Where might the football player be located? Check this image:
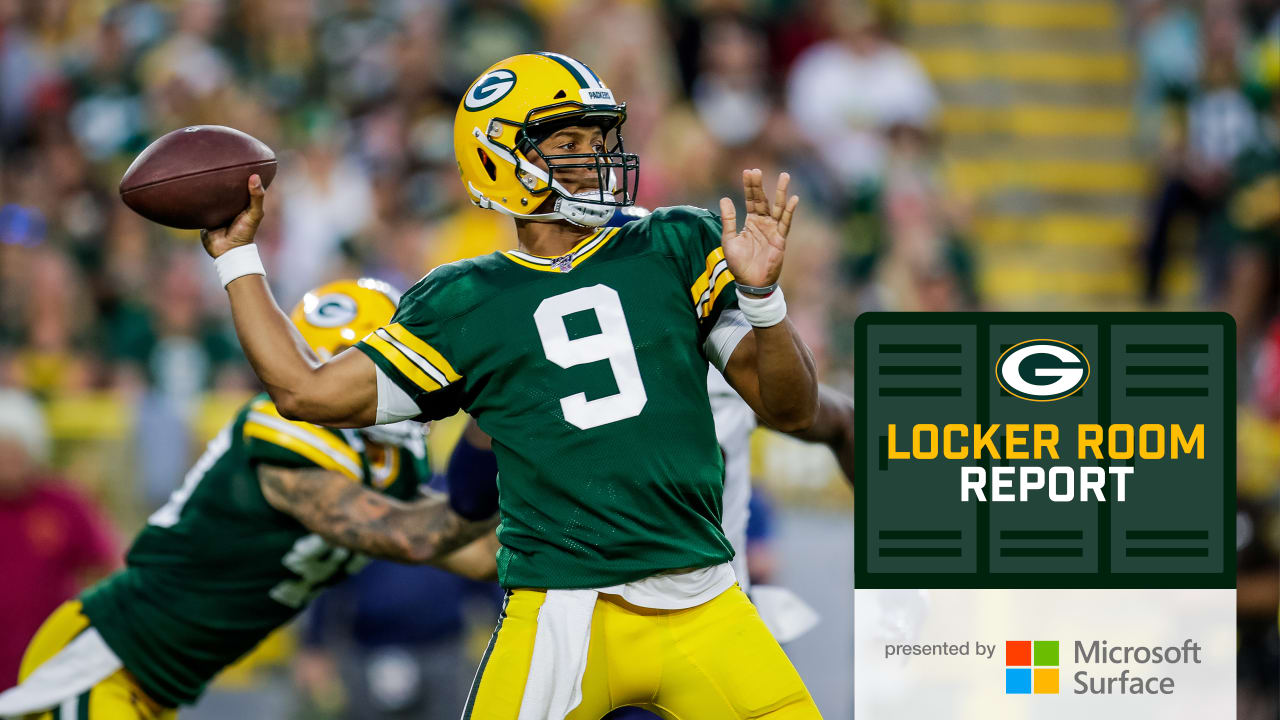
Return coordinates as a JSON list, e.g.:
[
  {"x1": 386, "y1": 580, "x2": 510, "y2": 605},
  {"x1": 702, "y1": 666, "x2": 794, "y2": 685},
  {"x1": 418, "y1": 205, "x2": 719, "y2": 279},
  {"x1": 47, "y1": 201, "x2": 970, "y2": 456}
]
[
  {"x1": 0, "y1": 279, "x2": 497, "y2": 720},
  {"x1": 198, "y1": 53, "x2": 823, "y2": 718}
]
